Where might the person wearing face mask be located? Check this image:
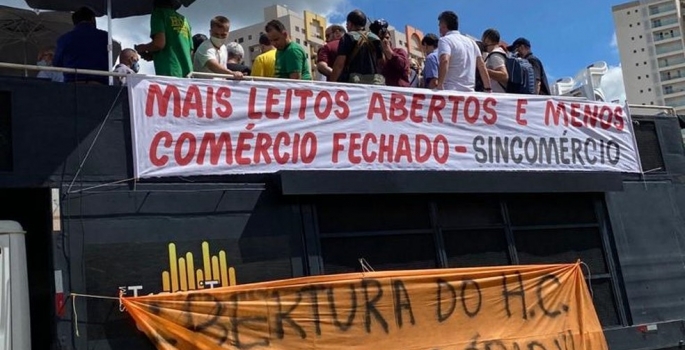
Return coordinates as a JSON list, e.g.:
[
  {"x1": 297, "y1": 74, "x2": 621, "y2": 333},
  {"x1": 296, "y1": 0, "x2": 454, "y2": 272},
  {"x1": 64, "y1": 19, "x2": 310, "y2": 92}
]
[
  {"x1": 112, "y1": 48, "x2": 140, "y2": 86},
  {"x1": 36, "y1": 48, "x2": 64, "y2": 82},
  {"x1": 192, "y1": 16, "x2": 244, "y2": 79}
]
